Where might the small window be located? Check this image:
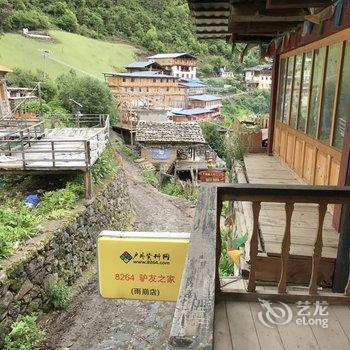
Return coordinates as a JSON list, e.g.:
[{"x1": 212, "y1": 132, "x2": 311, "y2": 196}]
[
  {"x1": 283, "y1": 56, "x2": 295, "y2": 124},
  {"x1": 298, "y1": 51, "x2": 313, "y2": 132},
  {"x1": 290, "y1": 54, "x2": 303, "y2": 129},
  {"x1": 334, "y1": 41, "x2": 350, "y2": 149},
  {"x1": 153, "y1": 78, "x2": 156, "y2": 83},
  {"x1": 319, "y1": 43, "x2": 342, "y2": 144},
  {"x1": 307, "y1": 47, "x2": 326, "y2": 138},
  {"x1": 277, "y1": 58, "x2": 287, "y2": 121},
  {"x1": 131, "y1": 78, "x2": 135, "y2": 82},
  {"x1": 122, "y1": 78, "x2": 126, "y2": 82}
]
